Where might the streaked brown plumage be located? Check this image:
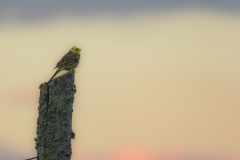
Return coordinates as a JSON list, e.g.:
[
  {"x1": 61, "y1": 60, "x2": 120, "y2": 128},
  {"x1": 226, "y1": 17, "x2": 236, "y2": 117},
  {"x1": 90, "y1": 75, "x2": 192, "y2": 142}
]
[{"x1": 48, "y1": 46, "x2": 81, "y2": 83}]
